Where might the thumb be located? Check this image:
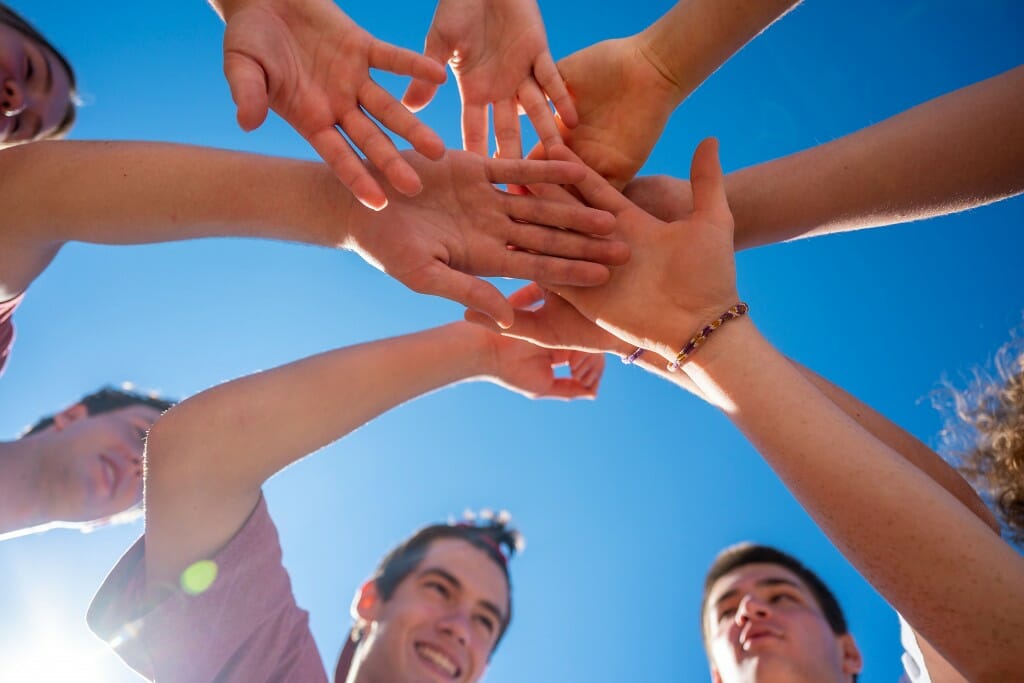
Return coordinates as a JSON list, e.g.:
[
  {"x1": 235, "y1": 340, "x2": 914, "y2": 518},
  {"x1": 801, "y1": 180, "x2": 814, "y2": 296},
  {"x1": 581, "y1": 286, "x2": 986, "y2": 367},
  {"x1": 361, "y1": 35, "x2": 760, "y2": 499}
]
[
  {"x1": 689, "y1": 138, "x2": 730, "y2": 224},
  {"x1": 224, "y1": 52, "x2": 270, "y2": 131}
]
